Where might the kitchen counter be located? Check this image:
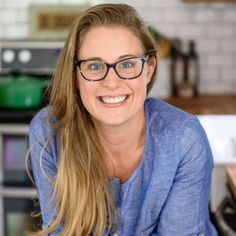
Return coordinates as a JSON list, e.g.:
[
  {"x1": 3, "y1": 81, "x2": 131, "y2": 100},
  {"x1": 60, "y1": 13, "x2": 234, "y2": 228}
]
[{"x1": 165, "y1": 95, "x2": 236, "y2": 114}]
